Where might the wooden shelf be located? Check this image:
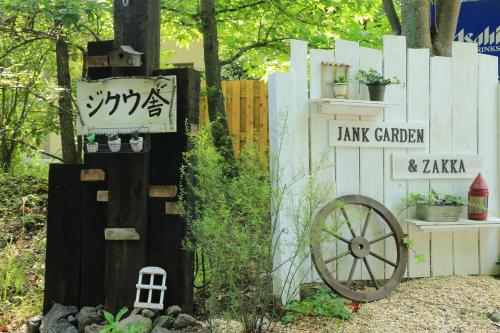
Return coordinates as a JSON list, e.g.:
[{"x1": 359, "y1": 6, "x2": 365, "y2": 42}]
[
  {"x1": 406, "y1": 217, "x2": 500, "y2": 232},
  {"x1": 311, "y1": 98, "x2": 392, "y2": 117}
]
